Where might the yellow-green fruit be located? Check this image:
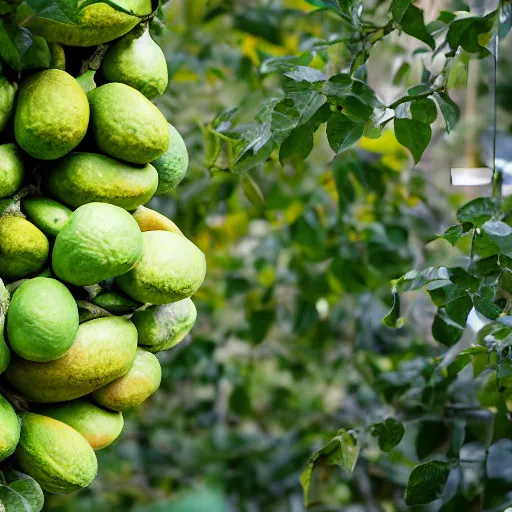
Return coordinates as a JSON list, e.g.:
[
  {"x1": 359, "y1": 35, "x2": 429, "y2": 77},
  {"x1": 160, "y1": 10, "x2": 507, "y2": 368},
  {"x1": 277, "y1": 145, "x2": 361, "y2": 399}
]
[
  {"x1": 0, "y1": 144, "x2": 24, "y2": 199},
  {"x1": 52, "y1": 202, "x2": 143, "y2": 286},
  {"x1": 47, "y1": 153, "x2": 158, "y2": 210},
  {"x1": 133, "y1": 205, "x2": 183, "y2": 235},
  {"x1": 40, "y1": 400, "x2": 123, "y2": 451},
  {"x1": 6, "y1": 316, "x2": 138, "y2": 402},
  {"x1": 0, "y1": 76, "x2": 16, "y2": 132},
  {"x1": 132, "y1": 298, "x2": 197, "y2": 353},
  {"x1": 15, "y1": 413, "x2": 97, "y2": 494},
  {"x1": 152, "y1": 124, "x2": 189, "y2": 194},
  {"x1": 116, "y1": 231, "x2": 206, "y2": 305},
  {"x1": 0, "y1": 216, "x2": 49, "y2": 281},
  {"x1": 0, "y1": 395, "x2": 19, "y2": 462},
  {"x1": 22, "y1": 197, "x2": 72, "y2": 237},
  {"x1": 49, "y1": 43, "x2": 66, "y2": 70},
  {"x1": 14, "y1": 70, "x2": 89, "y2": 160},
  {"x1": 88, "y1": 83, "x2": 169, "y2": 164},
  {"x1": 16, "y1": 0, "x2": 152, "y2": 47},
  {"x1": 7, "y1": 277, "x2": 79, "y2": 362},
  {"x1": 93, "y1": 348, "x2": 161, "y2": 411},
  {"x1": 92, "y1": 291, "x2": 140, "y2": 314},
  {"x1": 102, "y1": 26, "x2": 168, "y2": 99},
  {"x1": 0, "y1": 278, "x2": 10, "y2": 375}
]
